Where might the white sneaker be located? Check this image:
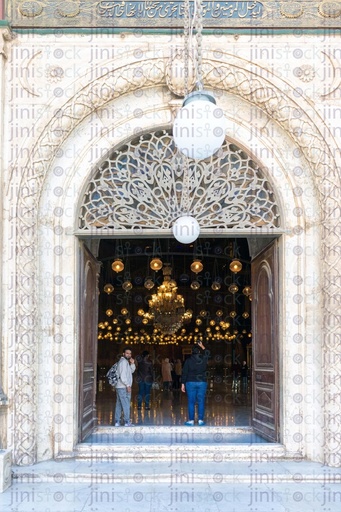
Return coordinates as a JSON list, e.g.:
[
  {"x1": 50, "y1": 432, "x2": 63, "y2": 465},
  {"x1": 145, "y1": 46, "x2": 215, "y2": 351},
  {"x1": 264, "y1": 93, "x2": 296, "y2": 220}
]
[
  {"x1": 114, "y1": 421, "x2": 120, "y2": 427},
  {"x1": 124, "y1": 421, "x2": 134, "y2": 427}
]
